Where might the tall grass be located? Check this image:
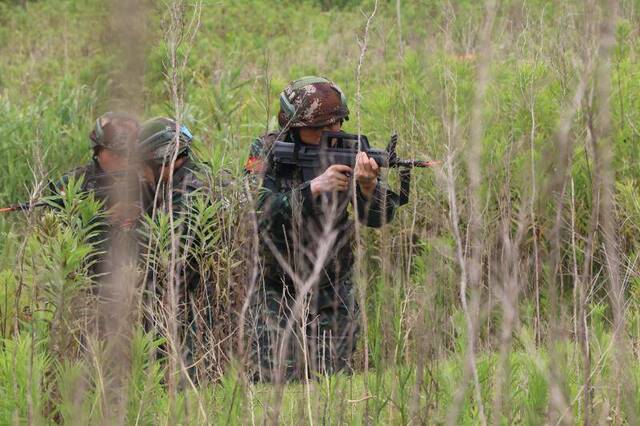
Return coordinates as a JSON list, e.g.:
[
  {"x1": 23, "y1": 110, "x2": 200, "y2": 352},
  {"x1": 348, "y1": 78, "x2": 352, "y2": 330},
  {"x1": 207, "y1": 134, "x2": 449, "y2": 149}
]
[{"x1": 1, "y1": 0, "x2": 640, "y2": 423}]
